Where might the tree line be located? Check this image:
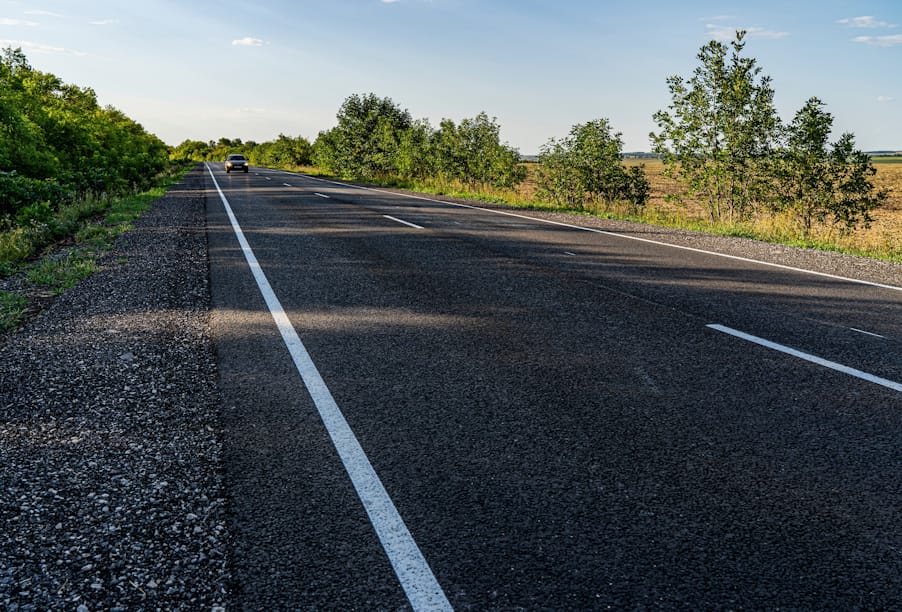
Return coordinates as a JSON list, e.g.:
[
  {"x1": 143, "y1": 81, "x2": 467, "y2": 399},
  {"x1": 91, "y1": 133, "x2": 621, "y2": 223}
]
[{"x1": 0, "y1": 47, "x2": 169, "y2": 221}]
